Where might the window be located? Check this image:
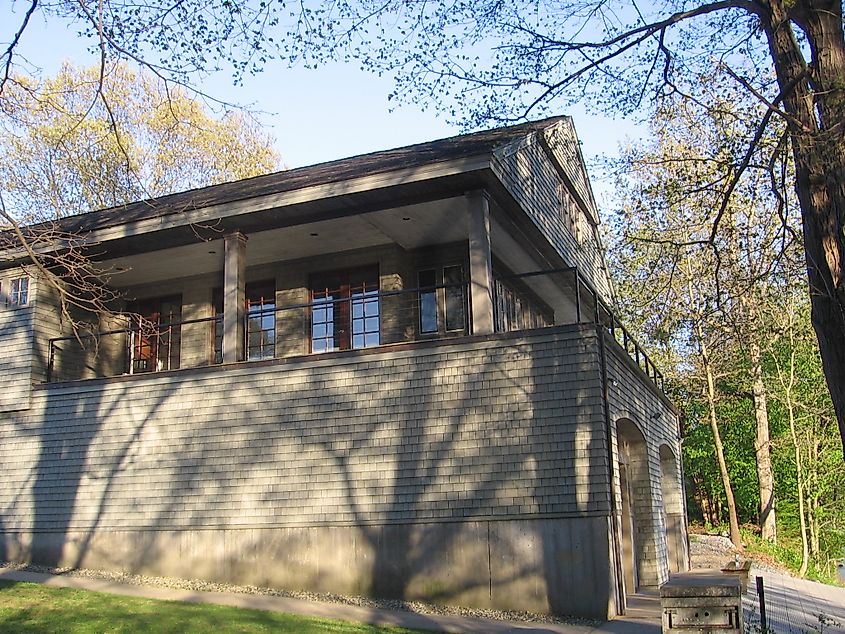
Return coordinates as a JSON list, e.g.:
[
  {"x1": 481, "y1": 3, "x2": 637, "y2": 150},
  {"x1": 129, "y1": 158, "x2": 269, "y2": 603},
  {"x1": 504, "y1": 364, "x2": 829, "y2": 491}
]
[
  {"x1": 418, "y1": 270, "x2": 438, "y2": 333},
  {"x1": 212, "y1": 282, "x2": 276, "y2": 362},
  {"x1": 417, "y1": 266, "x2": 466, "y2": 335},
  {"x1": 443, "y1": 265, "x2": 466, "y2": 332},
  {"x1": 310, "y1": 266, "x2": 379, "y2": 353},
  {"x1": 246, "y1": 282, "x2": 275, "y2": 360},
  {"x1": 127, "y1": 296, "x2": 181, "y2": 373},
  {"x1": 2, "y1": 276, "x2": 29, "y2": 307}
]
